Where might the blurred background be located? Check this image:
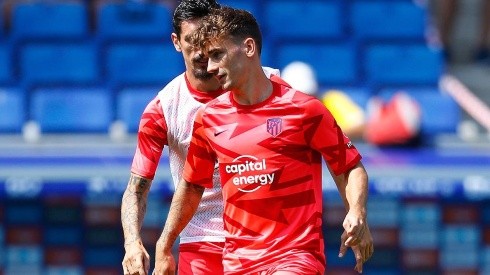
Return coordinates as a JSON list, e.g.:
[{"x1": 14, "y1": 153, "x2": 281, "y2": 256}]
[{"x1": 0, "y1": 0, "x2": 489, "y2": 274}]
